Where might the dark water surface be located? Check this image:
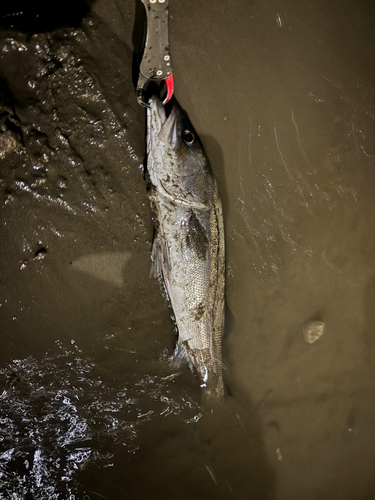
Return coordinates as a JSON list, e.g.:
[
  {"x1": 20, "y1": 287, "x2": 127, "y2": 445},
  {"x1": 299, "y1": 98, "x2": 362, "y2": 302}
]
[{"x1": 1, "y1": 0, "x2": 375, "y2": 498}]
